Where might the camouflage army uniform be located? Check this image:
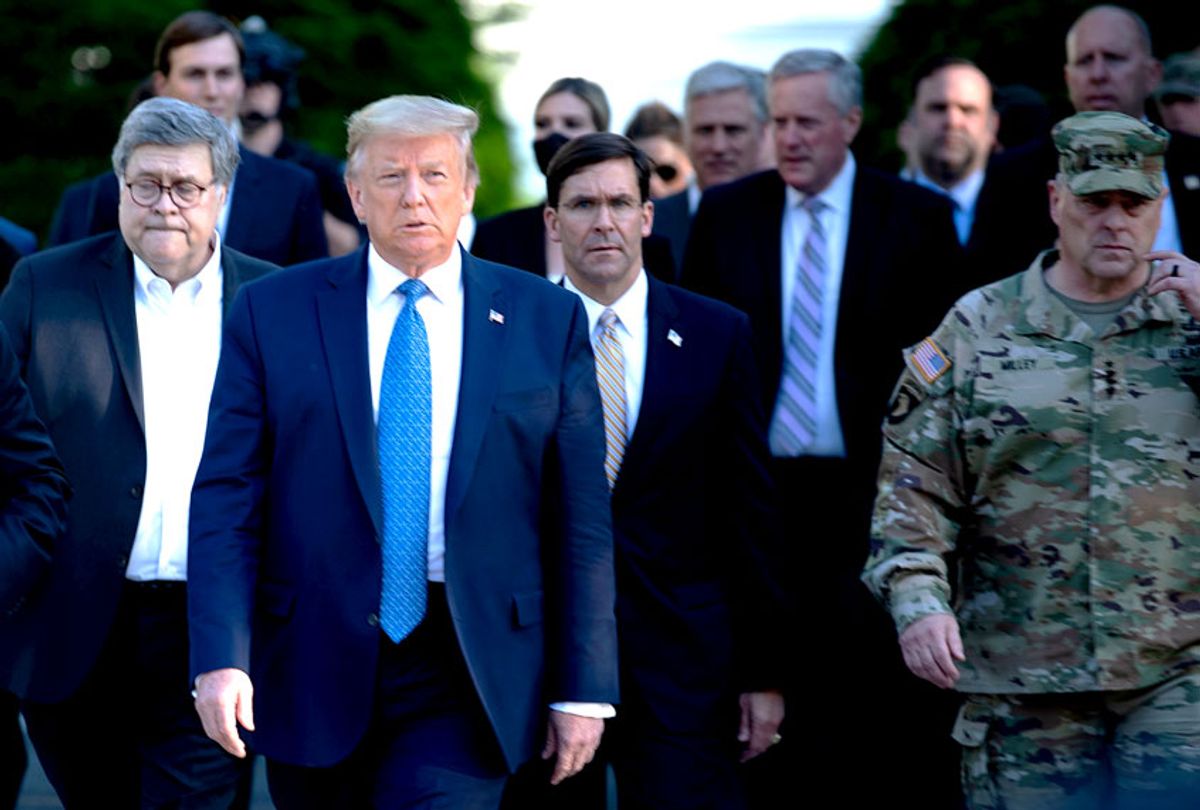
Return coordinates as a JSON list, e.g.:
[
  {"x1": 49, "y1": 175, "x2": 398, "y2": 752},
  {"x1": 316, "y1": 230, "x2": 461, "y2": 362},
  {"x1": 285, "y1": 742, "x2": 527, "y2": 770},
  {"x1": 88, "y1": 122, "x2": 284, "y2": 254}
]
[{"x1": 863, "y1": 252, "x2": 1200, "y2": 809}]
